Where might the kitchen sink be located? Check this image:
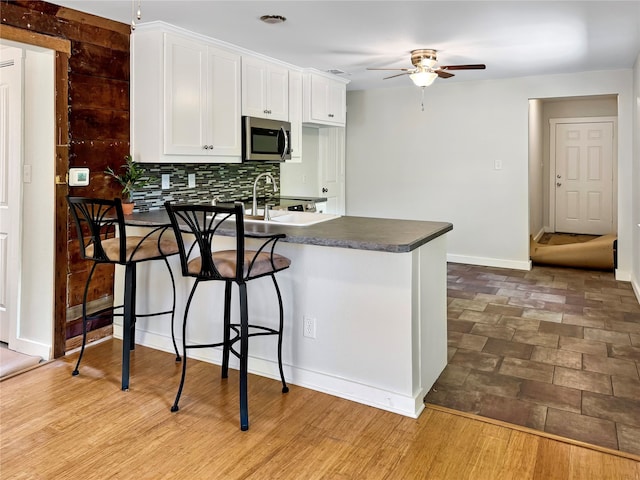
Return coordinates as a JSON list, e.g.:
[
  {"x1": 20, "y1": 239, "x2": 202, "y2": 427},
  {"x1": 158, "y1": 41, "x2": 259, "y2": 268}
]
[{"x1": 244, "y1": 210, "x2": 340, "y2": 226}]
